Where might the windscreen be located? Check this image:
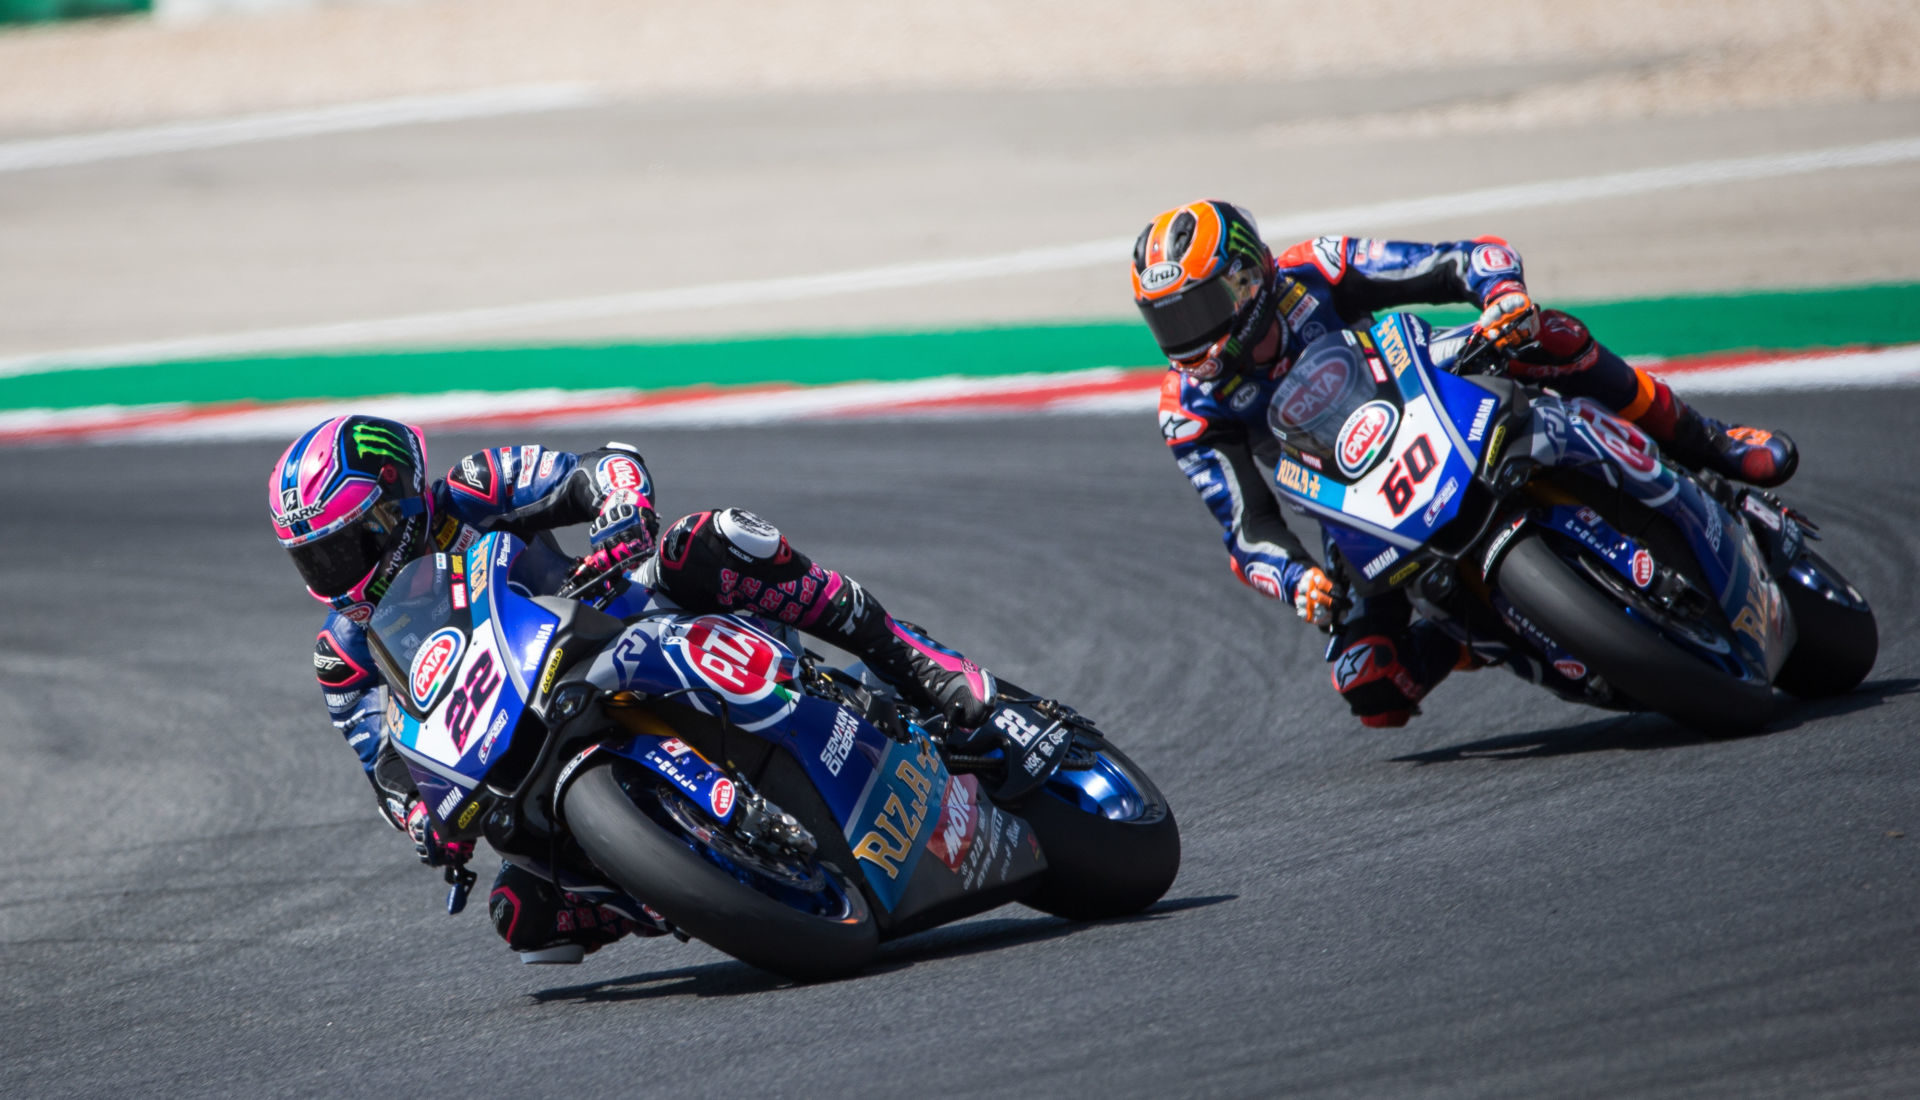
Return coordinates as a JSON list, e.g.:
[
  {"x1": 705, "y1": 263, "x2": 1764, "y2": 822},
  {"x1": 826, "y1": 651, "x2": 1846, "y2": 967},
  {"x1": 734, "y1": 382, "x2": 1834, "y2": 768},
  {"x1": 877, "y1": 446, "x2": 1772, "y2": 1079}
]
[
  {"x1": 367, "y1": 553, "x2": 462, "y2": 718},
  {"x1": 1267, "y1": 332, "x2": 1399, "y2": 476}
]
